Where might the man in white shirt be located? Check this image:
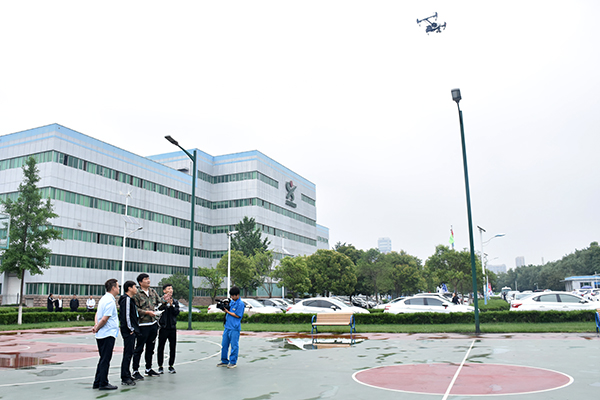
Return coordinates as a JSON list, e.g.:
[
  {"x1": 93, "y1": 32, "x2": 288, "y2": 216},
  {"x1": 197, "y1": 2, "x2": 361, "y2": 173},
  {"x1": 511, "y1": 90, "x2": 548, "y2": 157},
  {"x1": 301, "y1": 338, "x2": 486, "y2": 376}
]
[
  {"x1": 87, "y1": 295, "x2": 96, "y2": 311},
  {"x1": 92, "y1": 279, "x2": 120, "y2": 390}
]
